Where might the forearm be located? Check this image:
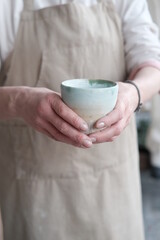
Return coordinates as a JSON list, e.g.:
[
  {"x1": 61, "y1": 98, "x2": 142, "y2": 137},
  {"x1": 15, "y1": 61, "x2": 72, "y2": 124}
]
[{"x1": 132, "y1": 67, "x2": 160, "y2": 104}]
